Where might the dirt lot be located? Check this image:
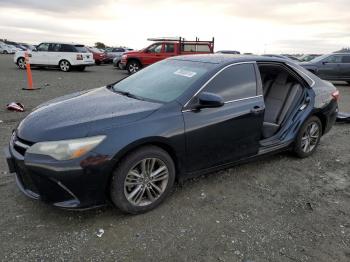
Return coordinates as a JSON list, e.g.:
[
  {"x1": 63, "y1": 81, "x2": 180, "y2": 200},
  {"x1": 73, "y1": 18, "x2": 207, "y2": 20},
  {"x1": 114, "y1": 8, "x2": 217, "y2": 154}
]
[{"x1": 0, "y1": 54, "x2": 349, "y2": 262}]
